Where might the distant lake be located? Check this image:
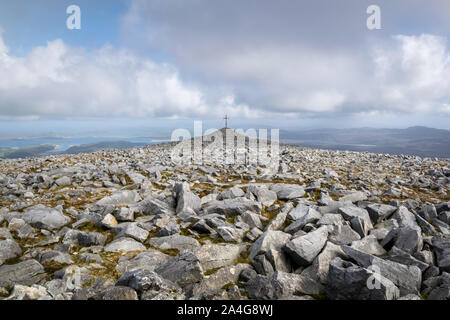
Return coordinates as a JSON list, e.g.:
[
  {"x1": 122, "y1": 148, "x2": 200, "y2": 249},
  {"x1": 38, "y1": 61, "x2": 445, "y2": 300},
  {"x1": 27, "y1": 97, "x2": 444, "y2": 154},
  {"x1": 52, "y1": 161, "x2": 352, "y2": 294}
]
[{"x1": 0, "y1": 137, "x2": 164, "y2": 151}]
